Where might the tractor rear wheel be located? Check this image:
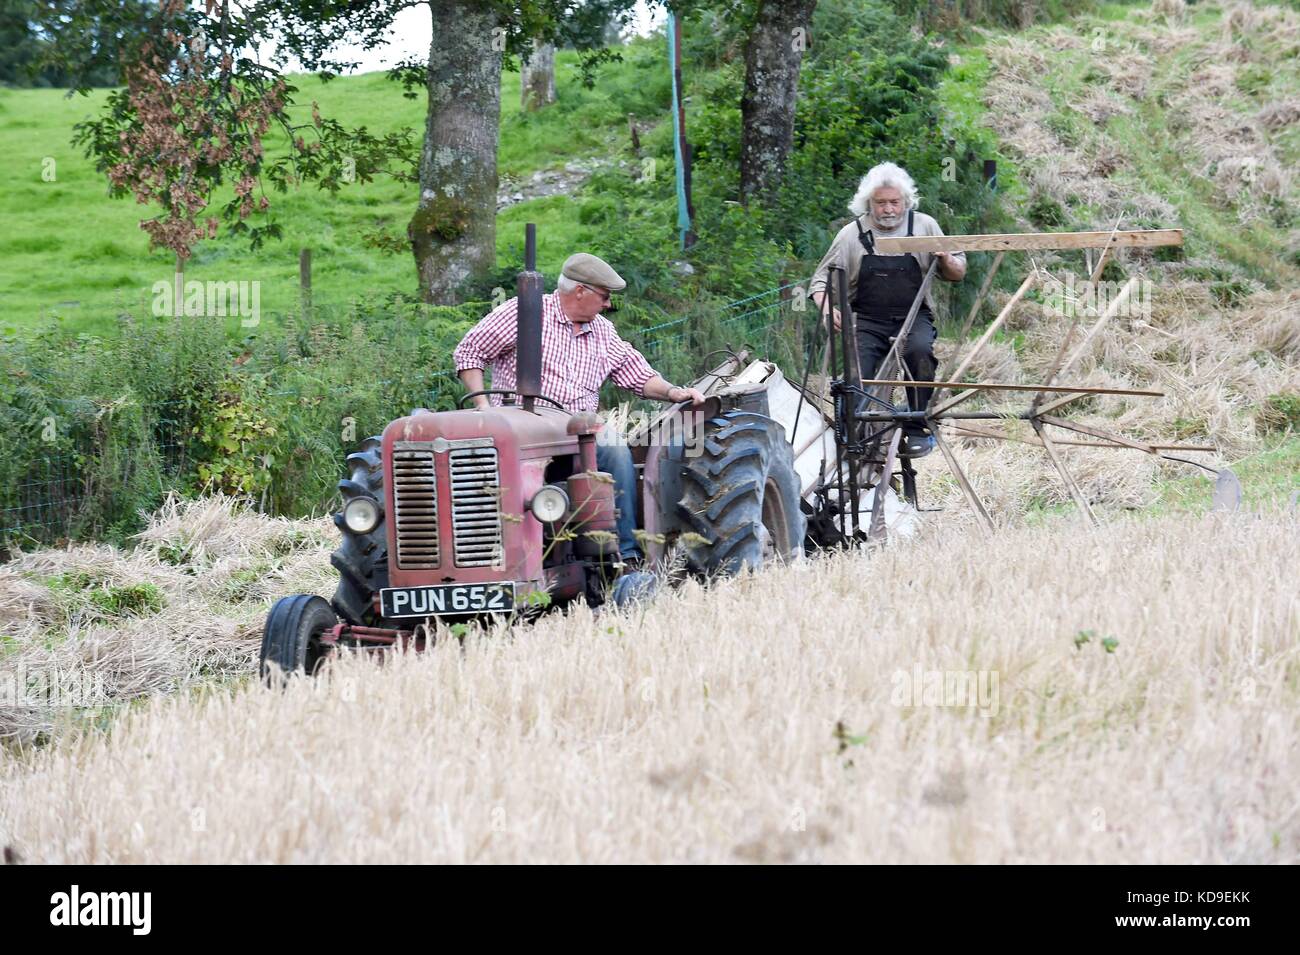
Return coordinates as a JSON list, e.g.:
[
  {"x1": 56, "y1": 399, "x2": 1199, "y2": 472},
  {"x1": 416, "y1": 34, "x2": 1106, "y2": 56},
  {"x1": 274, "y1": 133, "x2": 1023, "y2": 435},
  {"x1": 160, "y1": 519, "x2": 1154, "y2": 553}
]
[
  {"x1": 675, "y1": 410, "x2": 806, "y2": 576},
  {"x1": 260, "y1": 594, "x2": 336, "y2": 682},
  {"x1": 330, "y1": 436, "x2": 389, "y2": 626}
]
